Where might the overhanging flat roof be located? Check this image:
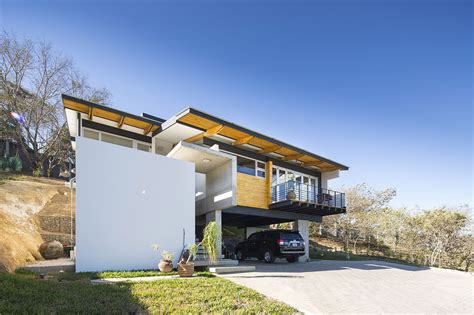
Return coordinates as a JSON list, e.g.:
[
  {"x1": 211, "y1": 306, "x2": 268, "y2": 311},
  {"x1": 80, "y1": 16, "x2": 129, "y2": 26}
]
[
  {"x1": 62, "y1": 94, "x2": 162, "y2": 136},
  {"x1": 62, "y1": 94, "x2": 349, "y2": 171},
  {"x1": 173, "y1": 108, "x2": 349, "y2": 171}
]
